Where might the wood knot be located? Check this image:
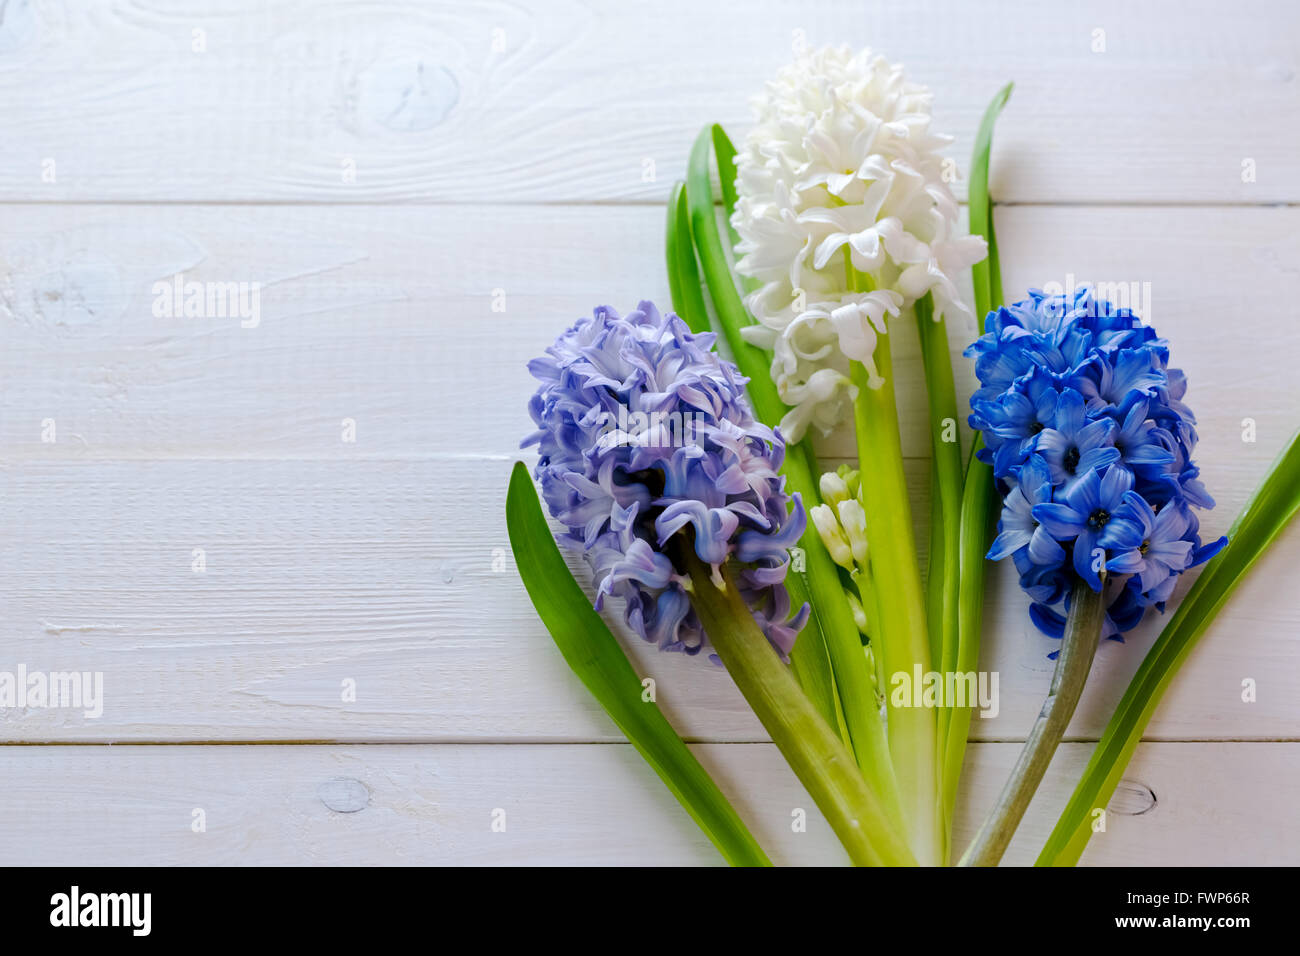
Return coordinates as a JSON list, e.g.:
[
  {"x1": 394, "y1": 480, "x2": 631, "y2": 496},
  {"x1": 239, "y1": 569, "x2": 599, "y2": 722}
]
[{"x1": 317, "y1": 777, "x2": 371, "y2": 813}]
